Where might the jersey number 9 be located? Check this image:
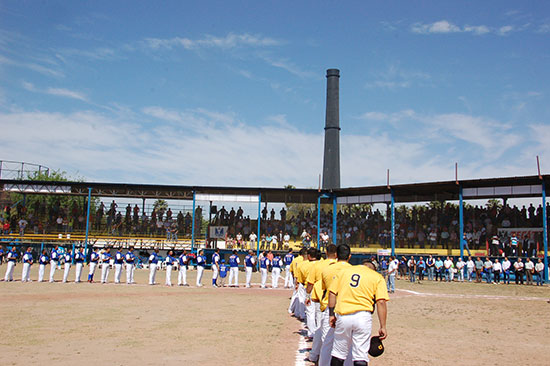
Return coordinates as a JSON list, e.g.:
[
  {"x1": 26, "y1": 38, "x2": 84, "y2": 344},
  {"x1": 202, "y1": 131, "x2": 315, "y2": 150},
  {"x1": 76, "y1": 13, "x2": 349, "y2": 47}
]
[{"x1": 350, "y1": 274, "x2": 361, "y2": 288}]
